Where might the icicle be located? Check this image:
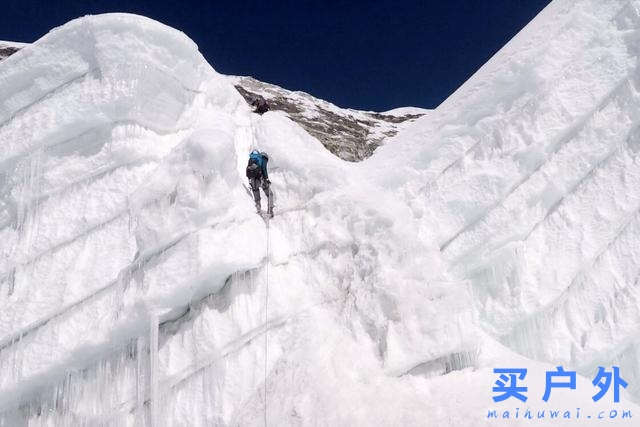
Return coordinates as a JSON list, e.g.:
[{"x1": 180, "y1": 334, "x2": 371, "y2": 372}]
[
  {"x1": 136, "y1": 336, "x2": 146, "y2": 425},
  {"x1": 149, "y1": 313, "x2": 159, "y2": 427},
  {"x1": 202, "y1": 366, "x2": 212, "y2": 425}
]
